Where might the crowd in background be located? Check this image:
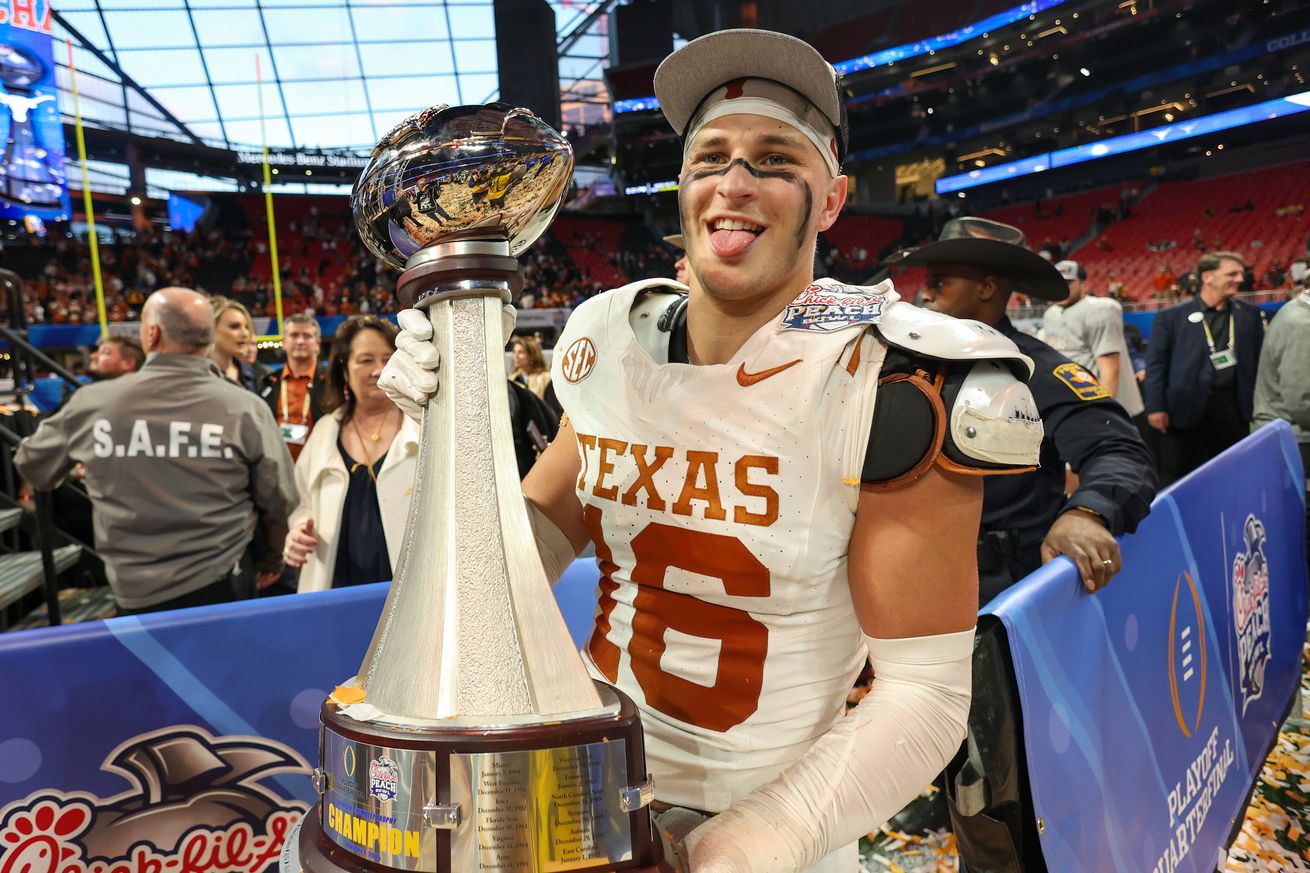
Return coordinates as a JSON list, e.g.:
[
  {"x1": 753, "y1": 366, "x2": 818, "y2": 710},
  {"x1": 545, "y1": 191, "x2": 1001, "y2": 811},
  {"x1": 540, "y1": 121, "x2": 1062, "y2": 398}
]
[
  {"x1": 4, "y1": 219, "x2": 682, "y2": 327},
  {"x1": 5, "y1": 193, "x2": 1306, "y2": 330}
]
